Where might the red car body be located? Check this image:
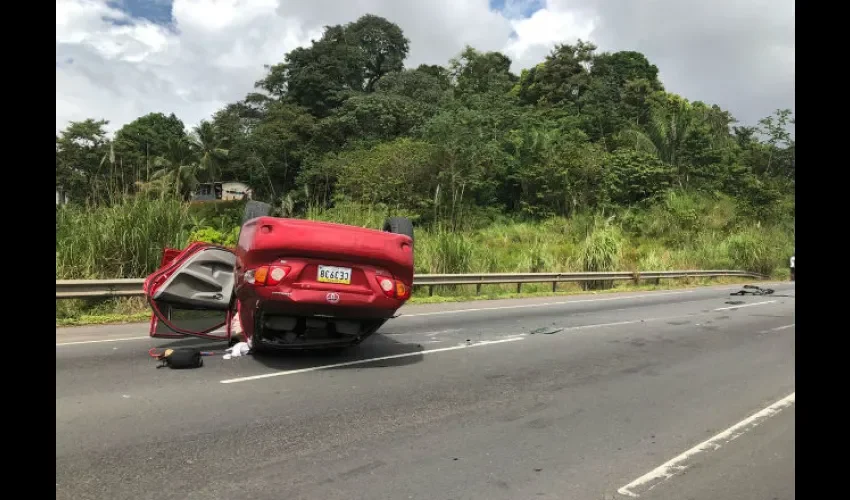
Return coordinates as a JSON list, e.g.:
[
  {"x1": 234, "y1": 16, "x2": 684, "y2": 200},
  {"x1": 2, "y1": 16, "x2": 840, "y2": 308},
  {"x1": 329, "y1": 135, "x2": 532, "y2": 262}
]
[{"x1": 143, "y1": 216, "x2": 414, "y2": 350}]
